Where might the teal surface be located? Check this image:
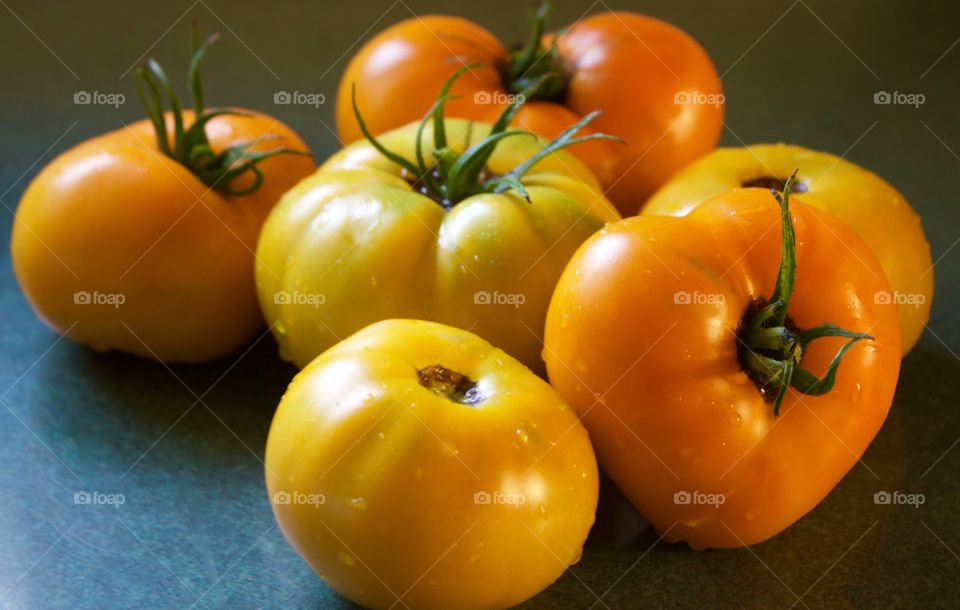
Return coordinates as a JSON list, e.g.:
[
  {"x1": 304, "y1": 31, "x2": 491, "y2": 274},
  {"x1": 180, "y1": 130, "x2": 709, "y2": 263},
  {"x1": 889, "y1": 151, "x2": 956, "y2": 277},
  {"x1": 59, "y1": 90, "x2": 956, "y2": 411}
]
[{"x1": 1, "y1": 0, "x2": 958, "y2": 607}]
